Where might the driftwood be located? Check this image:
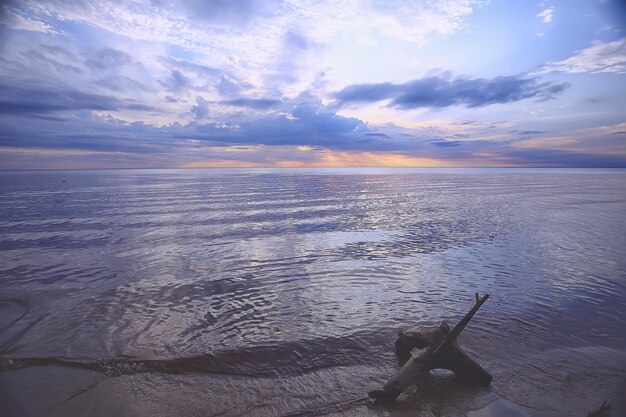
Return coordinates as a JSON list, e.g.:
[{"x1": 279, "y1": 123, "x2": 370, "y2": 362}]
[
  {"x1": 369, "y1": 293, "x2": 491, "y2": 404},
  {"x1": 586, "y1": 401, "x2": 611, "y2": 417}
]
